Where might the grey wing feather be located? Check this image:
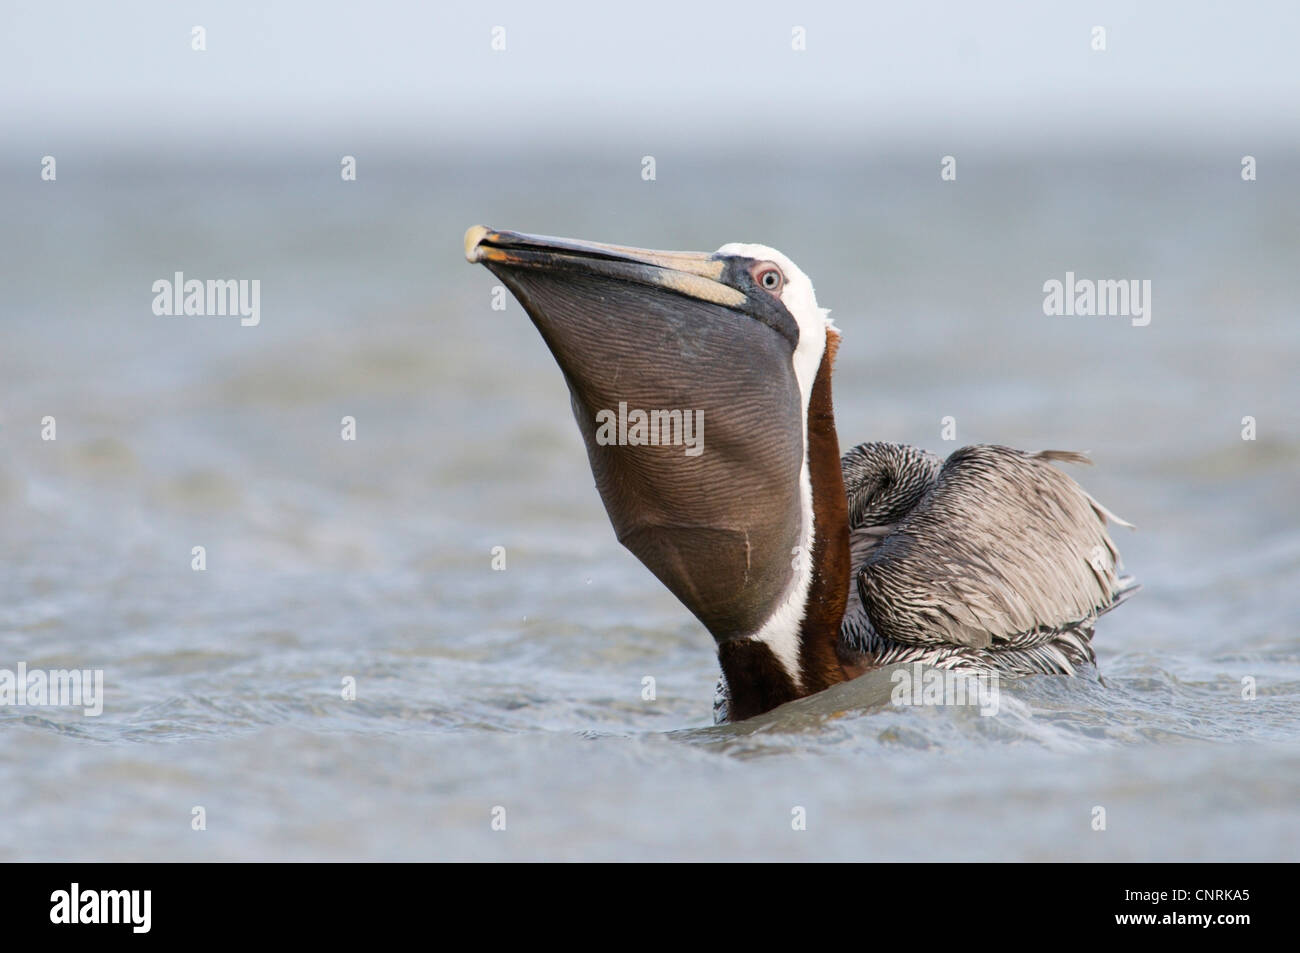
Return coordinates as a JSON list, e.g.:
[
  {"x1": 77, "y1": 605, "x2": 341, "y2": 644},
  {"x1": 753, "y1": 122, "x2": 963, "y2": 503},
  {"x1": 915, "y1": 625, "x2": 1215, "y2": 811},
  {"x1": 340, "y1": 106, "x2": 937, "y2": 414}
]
[{"x1": 857, "y1": 445, "x2": 1132, "y2": 650}]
